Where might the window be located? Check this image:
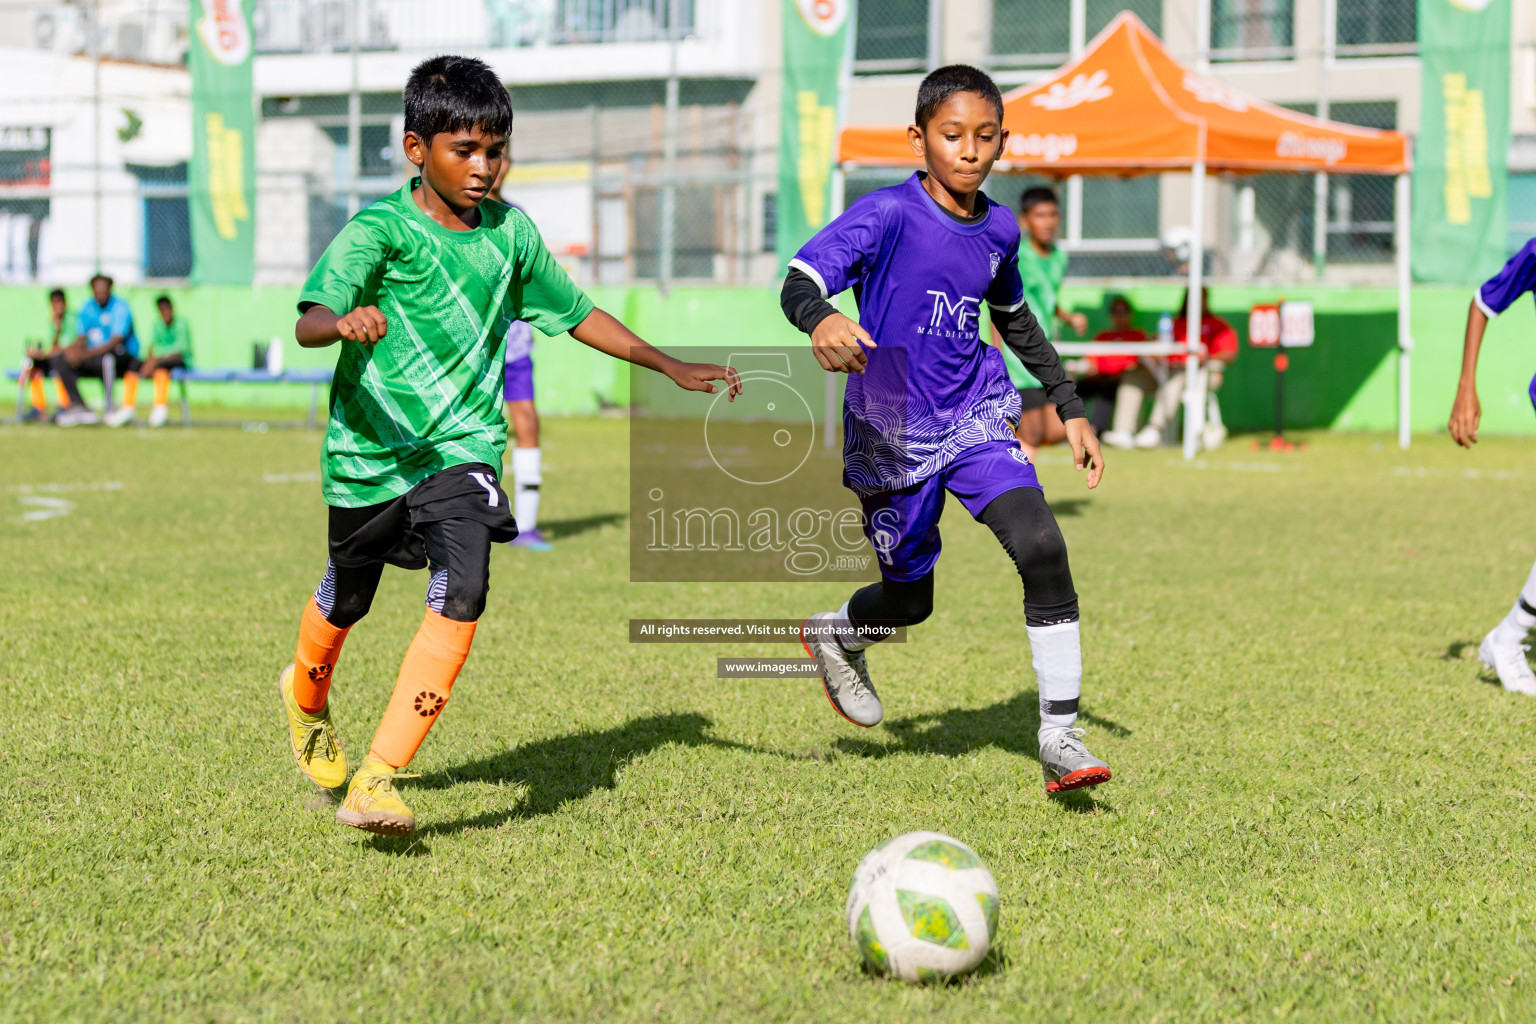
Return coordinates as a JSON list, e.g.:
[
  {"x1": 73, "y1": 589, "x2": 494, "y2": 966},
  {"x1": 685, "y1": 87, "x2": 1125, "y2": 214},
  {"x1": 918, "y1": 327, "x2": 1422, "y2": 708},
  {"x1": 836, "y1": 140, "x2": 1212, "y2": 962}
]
[
  {"x1": 1510, "y1": 174, "x2": 1536, "y2": 258},
  {"x1": 992, "y1": 0, "x2": 1161, "y2": 70},
  {"x1": 1211, "y1": 0, "x2": 1294, "y2": 61},
  {"x1": 1086, "y1": 0, "x2": 1160, "y2": 40},
  {"x1": 130, "y1": 163, "x2": 191, "y2": 279},
  {"x1": 990, "y1": 0, "x2": 1070, "y2": 69},
  {"x1": 1081, "y1": 176, "x2": 1159, "y2": 240},
  {"x1": 633, "y1": 185, "x2": 717, "y2": 280},
  {"x1": 1336, "y1": 0, "x2": 1416, "y2": 57},
  {"x1": 855, "y1": 0, "x2": 930, "y2": 73}
]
